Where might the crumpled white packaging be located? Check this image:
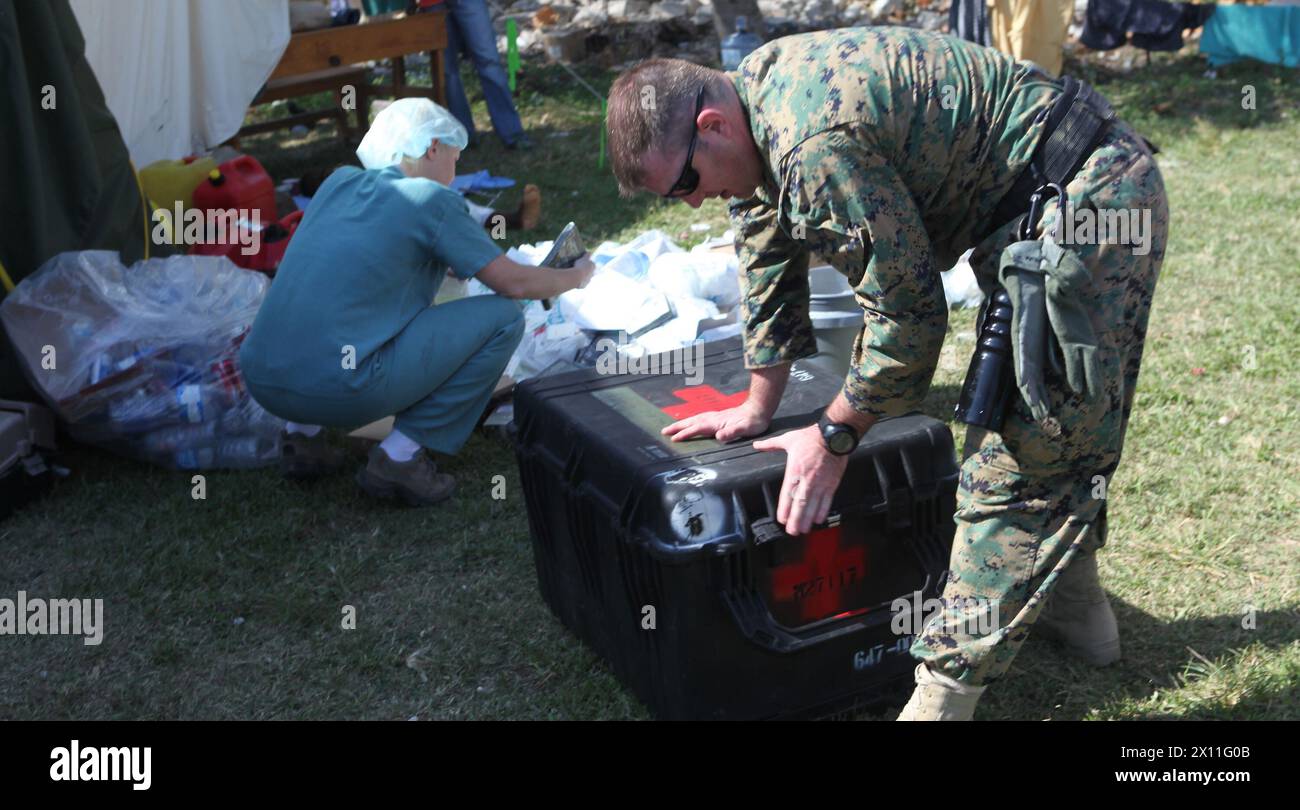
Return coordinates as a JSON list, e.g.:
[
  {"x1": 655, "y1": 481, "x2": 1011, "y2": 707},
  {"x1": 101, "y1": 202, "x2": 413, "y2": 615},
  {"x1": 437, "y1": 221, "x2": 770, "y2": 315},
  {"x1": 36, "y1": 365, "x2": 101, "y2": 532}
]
[
  {"x1": 647, "y1": 251, "x2": 740, "y2": 311},
  {"x1": 556, "y1": 267, "x2": 673, "y2": 333}
]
